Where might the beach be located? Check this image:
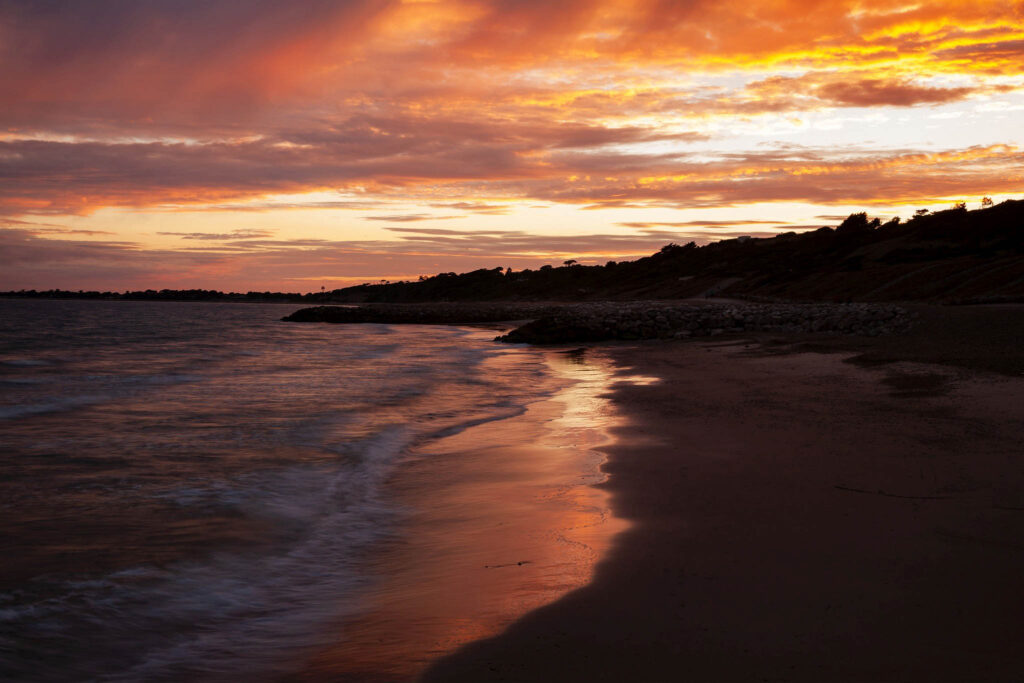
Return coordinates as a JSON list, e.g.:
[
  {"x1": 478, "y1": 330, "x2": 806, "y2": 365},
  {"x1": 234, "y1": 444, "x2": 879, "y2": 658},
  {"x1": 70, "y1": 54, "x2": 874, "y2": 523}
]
[
  {"x1": 287, "y1": 349, "x2": 633, "y2": 682},
  {"x1": 4, "y1": 300, "x2": 1023, "y2": 681},
  {"x1": 423, "y1": 304, "x2": 1024, "y2": 682},
  {"x1": 7, "y1": 1, "x2": 1024, "y2": 680},
  {"x1": 0, "y1": 300, "x2": 635, "y2": 681}
]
